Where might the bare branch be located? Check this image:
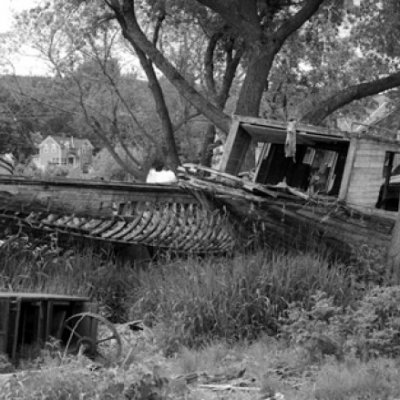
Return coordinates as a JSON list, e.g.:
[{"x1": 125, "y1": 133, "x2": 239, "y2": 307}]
[
  {"x1": 86, "y1": 35, "x2": 157, "y2": 146},
  {"x1": 152, "y1": 8, "x2": 166, "y2": 46},
  {"x1": 110, "y1": 99, "x2": 144, "y2": 167},
  {"x1": 74, "y1": 77, "x2": 143, "y2": 177},
  {"x1": 106, "y1": 0, "x2": 231, "y2": 134}
]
